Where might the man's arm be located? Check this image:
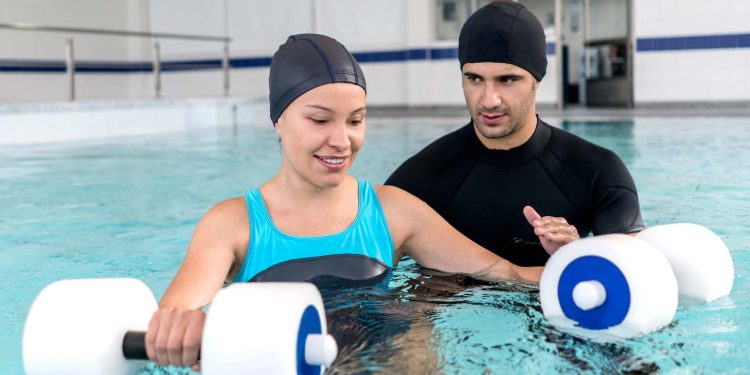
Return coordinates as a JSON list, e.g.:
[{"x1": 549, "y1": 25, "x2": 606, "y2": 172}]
[{"x1": 590, "y1": 150, "x2": 645, "y2": 235}]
